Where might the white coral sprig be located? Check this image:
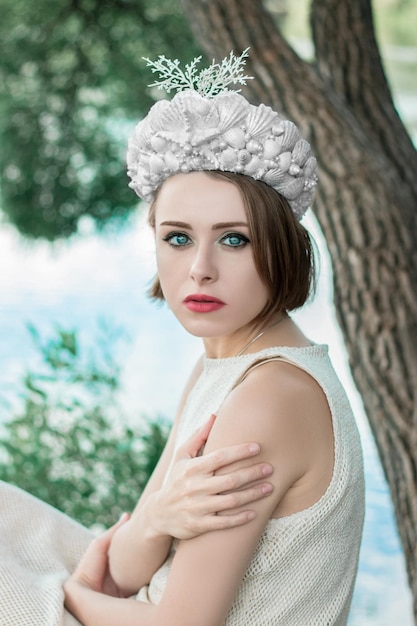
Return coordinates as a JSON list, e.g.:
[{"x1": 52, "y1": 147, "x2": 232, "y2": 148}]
[{"x1": 143, "y1": 48, "x2": 253, "y2": 97}]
